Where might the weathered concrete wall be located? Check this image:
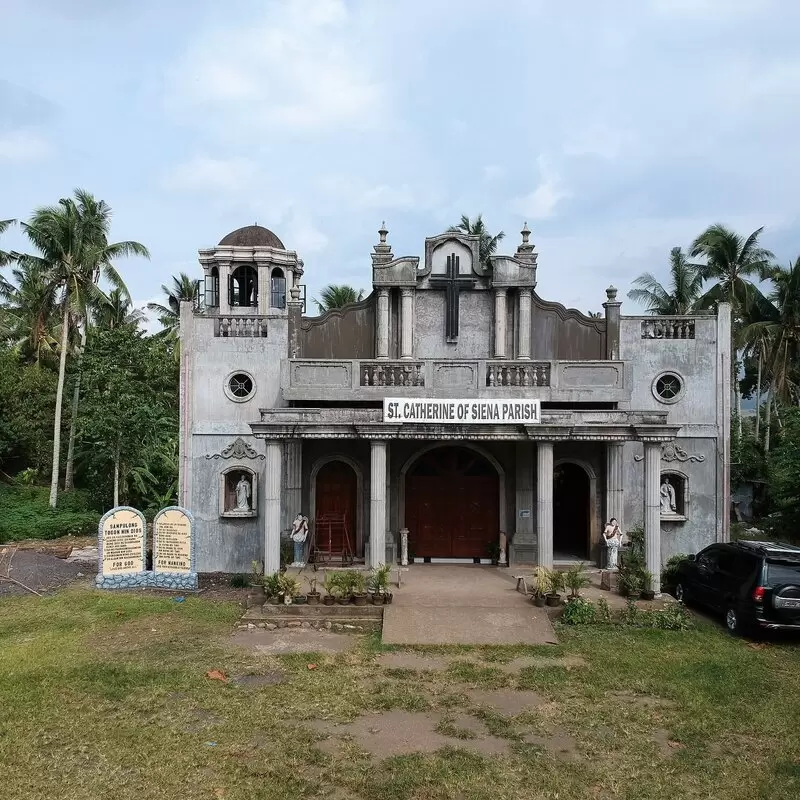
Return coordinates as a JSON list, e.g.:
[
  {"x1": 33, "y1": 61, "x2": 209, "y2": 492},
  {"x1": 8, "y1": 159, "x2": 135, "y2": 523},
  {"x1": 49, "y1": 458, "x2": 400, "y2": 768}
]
[
  {"x1": 619, "y1": 313, "x2": 725, "y2": 561},
  {"x1": 190, "y1": 435, "x2": 265, "y2": 573},
  {"x1": 529, "y1": 294, "x2": 605, "y2": 360},
  {"x1": 300, "y1": 297, "x2": 375, "y2": 359},
  {"x1": 185, "y1": 312, "x2": 288, "y2": 573},
  {"x1": 414, "y1": 291, "x2": 494, "y2": 359}
]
